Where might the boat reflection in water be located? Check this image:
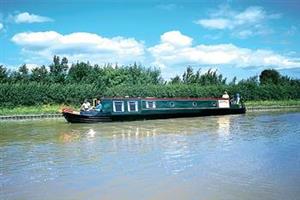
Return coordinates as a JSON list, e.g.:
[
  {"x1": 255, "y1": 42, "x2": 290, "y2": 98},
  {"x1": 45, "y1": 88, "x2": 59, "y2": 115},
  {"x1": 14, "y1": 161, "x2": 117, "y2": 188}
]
[
  {"x1": 58, "y1": 115, "x2": 233, "y2": 143},
  {"x1": 217, "y1": 115, "x2": 231, "y2": 136},
  {"x1": 58, "y1": 115, "x2": 233, "y2": 175}
]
